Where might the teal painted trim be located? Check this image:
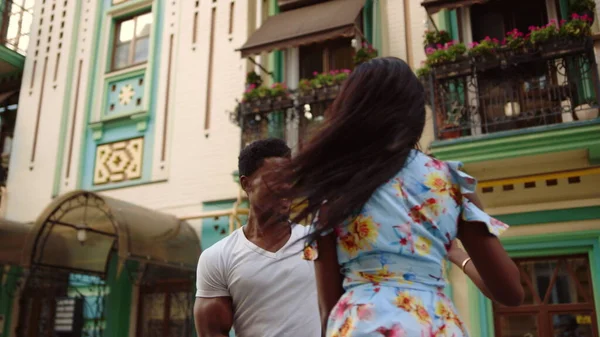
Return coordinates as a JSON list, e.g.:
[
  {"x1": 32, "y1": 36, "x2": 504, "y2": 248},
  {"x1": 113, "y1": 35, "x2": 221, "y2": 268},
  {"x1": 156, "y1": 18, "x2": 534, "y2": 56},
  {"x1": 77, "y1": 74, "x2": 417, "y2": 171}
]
[
  {"x1": 449, "y1": 10, "x2": 459, "y2": 41},
  {"x1": 468, "y1": 230, "x2": 600, "y2": 337},
  {"x1": 0, "y1": 266, "x2": 20, "y2": 337},
  {"x1": 372, "y1": 0, "x2": 382, "y2": 52},
  {"x1": 52, "y1": 0, "x2": 84, "y2": 197},
  {"x1": 362, "y1": 0, "x2": 373, "y2": 43},
  {"x1": 76, "y1": 0, "x2": 105, "y2": 188},
  {"x1": 104, "y1": 257, "x2": 137, "y2": 337},
  {"x1": 495, "y1": 206, "x2": 600, "y2": 226},
  {"x1": 559, "y1": 0, "x2": 569, "y2": 19},
  {"x1": 0, "y1": 44, "x2": 25, "y2": 70},
  {"x1": 267, "y1": 0, "x2": 285, "y2": 140},
  {"x1": 78, "y1": 0, "x2": 164, "y2": 190},
  {"x1": 430, "y1": 119, "x2": 600, "y2": 163}
]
